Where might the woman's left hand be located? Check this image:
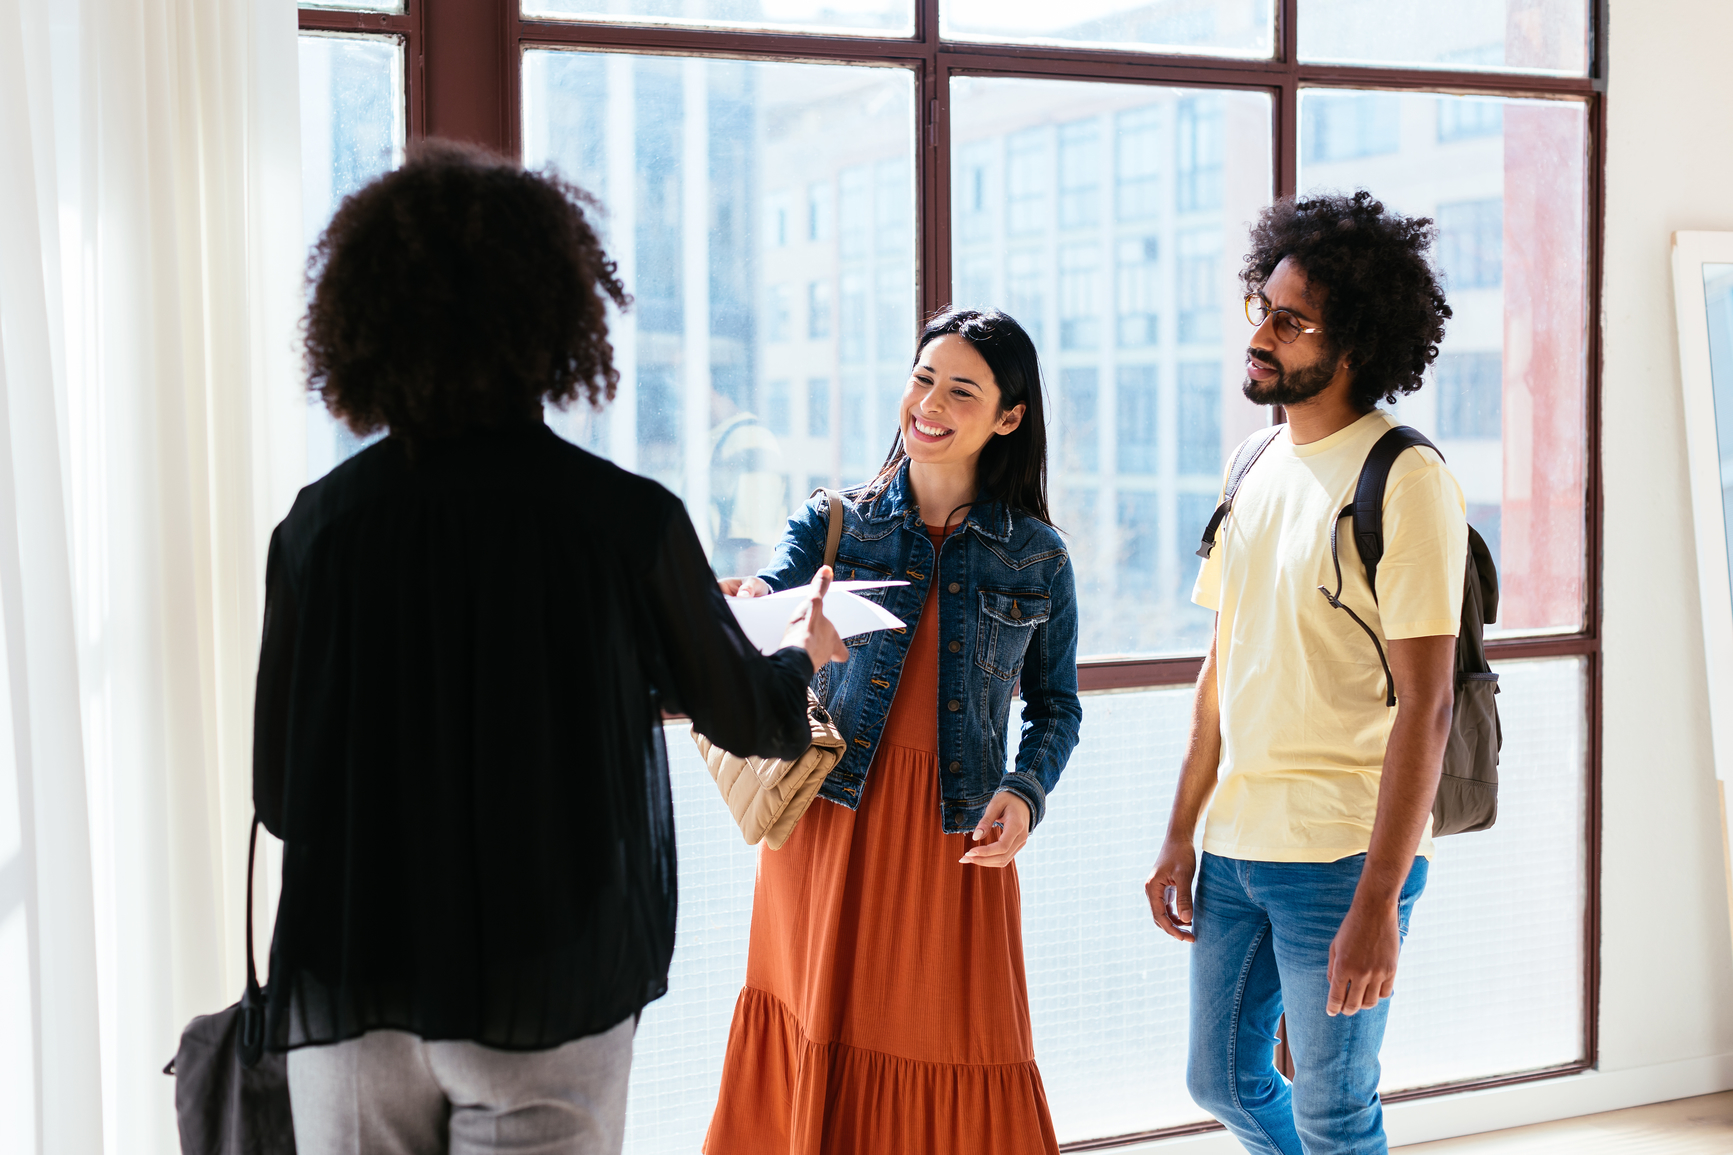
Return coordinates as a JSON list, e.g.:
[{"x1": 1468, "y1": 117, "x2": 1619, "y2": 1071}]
[{"x1": 960, "y1": 792, "x2": 1032, "y2": 868}]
